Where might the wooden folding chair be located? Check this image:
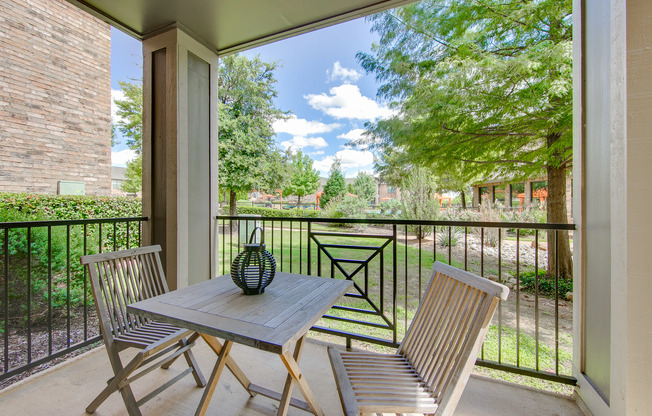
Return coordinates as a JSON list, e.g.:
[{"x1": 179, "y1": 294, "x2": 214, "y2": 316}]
[
  {"x1": 81, "y1": 245, "x2": 206, "y2": 416},
  {"x1": 328, "y1": 261, "x2": 509, "y2": 416}
]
